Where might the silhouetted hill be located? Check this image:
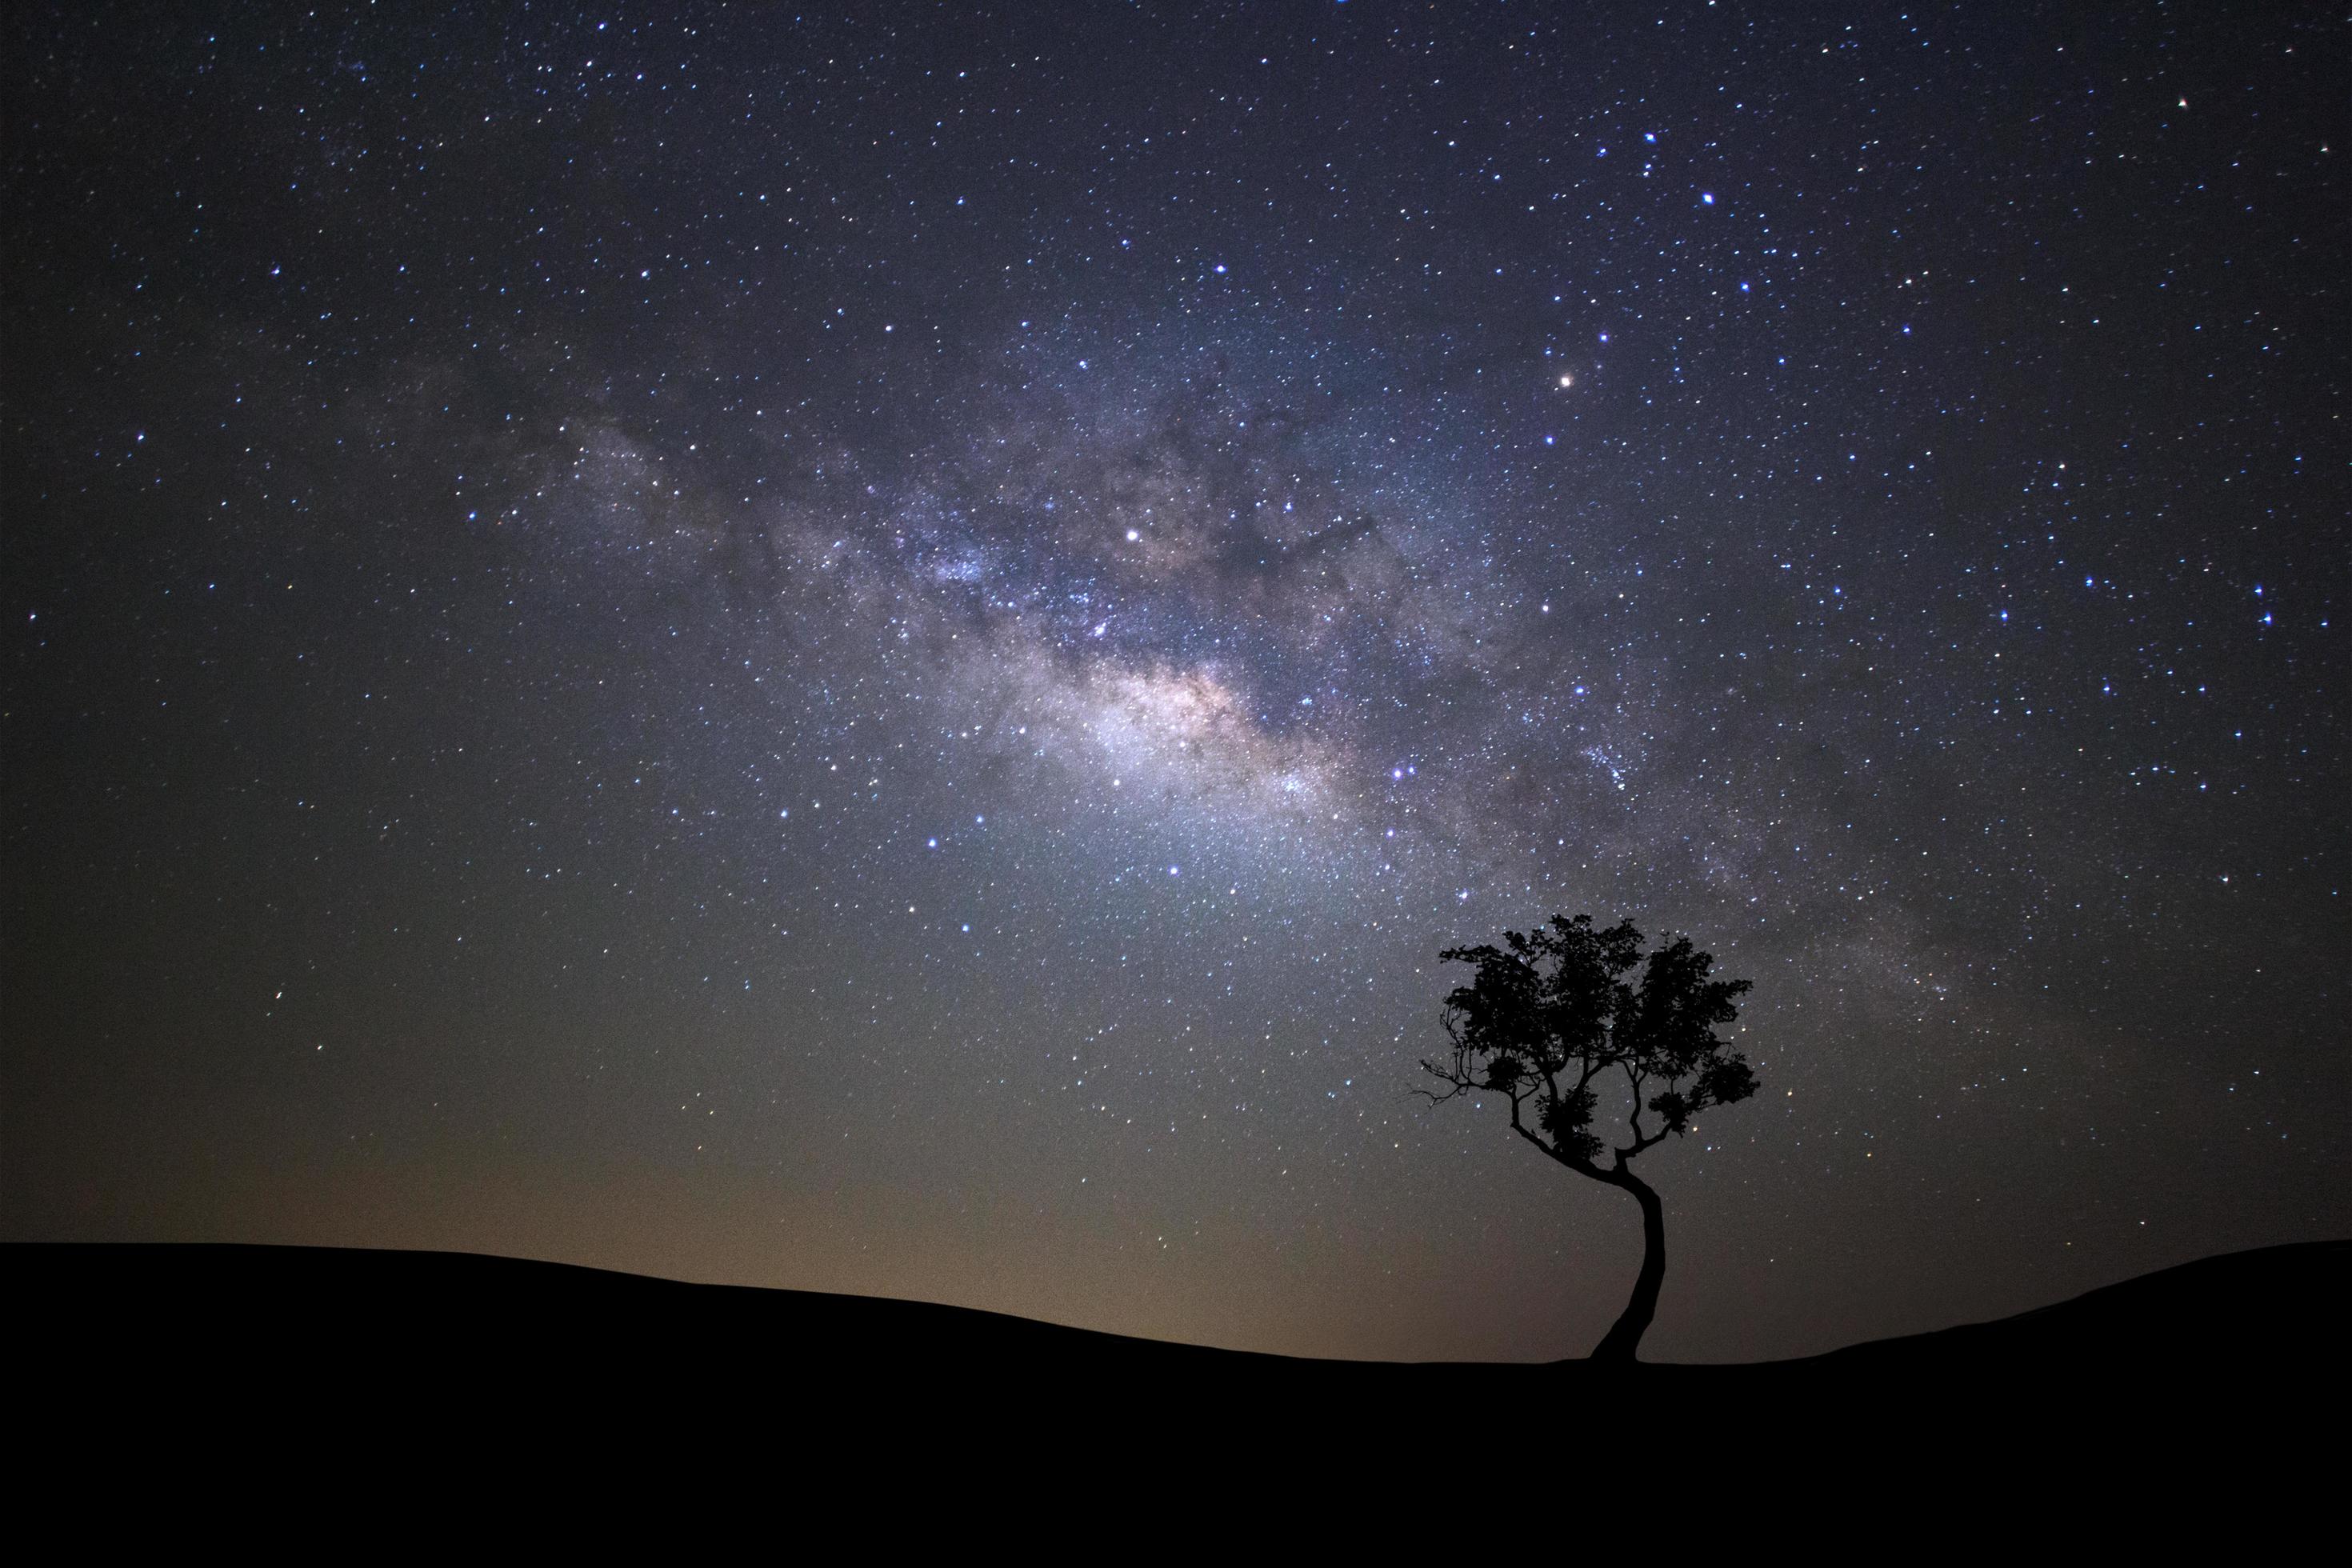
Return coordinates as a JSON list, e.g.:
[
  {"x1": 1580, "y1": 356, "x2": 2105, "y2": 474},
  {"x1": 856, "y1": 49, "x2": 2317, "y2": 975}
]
[
  {"x1": 13, "y1": 1239, "x2": 2346, "y2": 1472},
  {"x1": 17, "y1": 1238, "x2": 2348, "y2": 1371},
  {"x1": 1802, "y1": 1238, "x2": 2351, "y2": 1375}
]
